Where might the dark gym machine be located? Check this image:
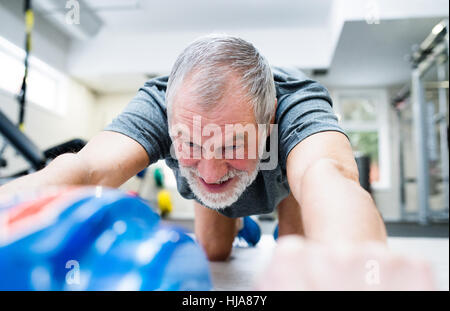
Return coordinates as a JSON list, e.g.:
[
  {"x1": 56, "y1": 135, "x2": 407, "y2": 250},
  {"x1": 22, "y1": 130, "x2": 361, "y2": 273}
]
[{"x1": 0, "y1": 0, "x2": 85, "y2": 185}]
